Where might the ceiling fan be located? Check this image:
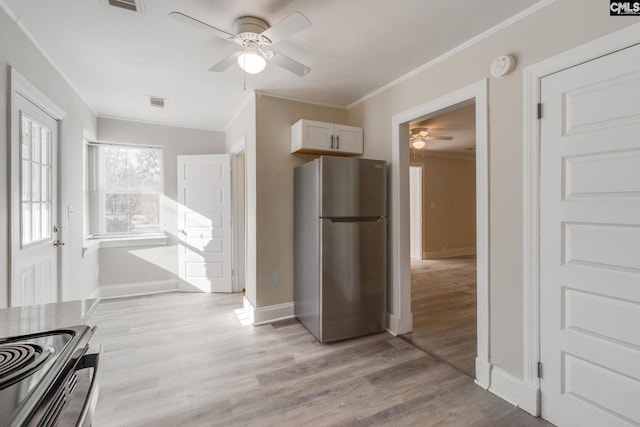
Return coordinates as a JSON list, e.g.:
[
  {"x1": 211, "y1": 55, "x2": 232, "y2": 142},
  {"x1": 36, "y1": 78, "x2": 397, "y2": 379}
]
[
  {"x1": 170, "y1": 11, "x2": 311, "y2": 76},
  {"x1": 410, "y1": 128, "x2": 453, "y2": 149}
]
